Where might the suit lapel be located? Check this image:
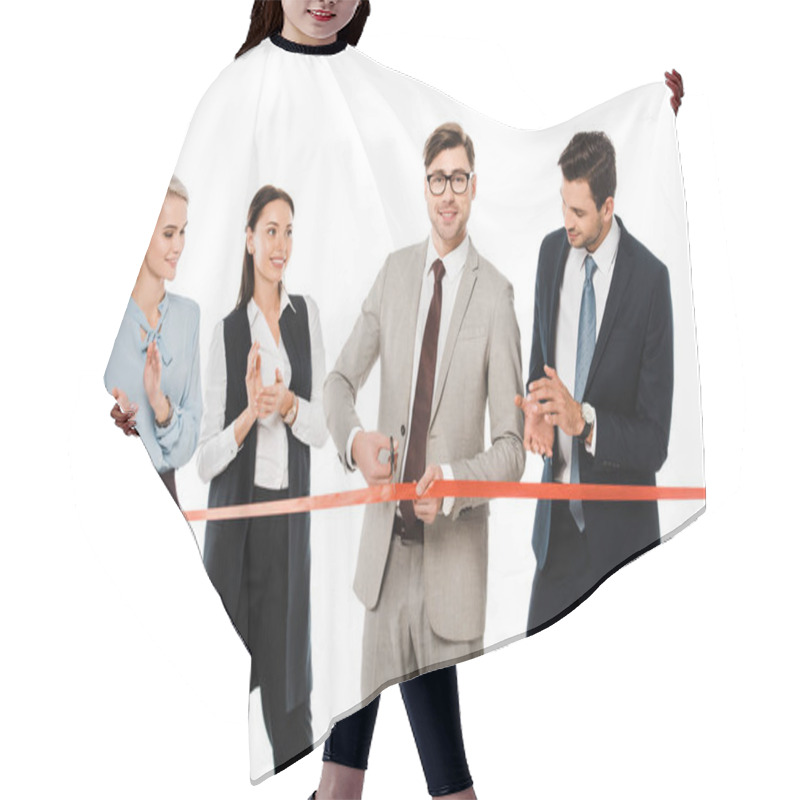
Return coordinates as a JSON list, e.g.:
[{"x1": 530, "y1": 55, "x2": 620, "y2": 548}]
[
  {"x1": 585, "y1": 217, "x2": 633, "y2": 395},
  {"x1": 430, "y1": 242, "x2": 479, "y2": 422},
  {"x1": 279, "y1": 304, "x2": 299, "y2": 390},
  {"x1": 547, "y1": 233, "x2": 570, "y2": 467},
  {"x1": 547, "y1": 234, "x2": 571, "y2": 366}
]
